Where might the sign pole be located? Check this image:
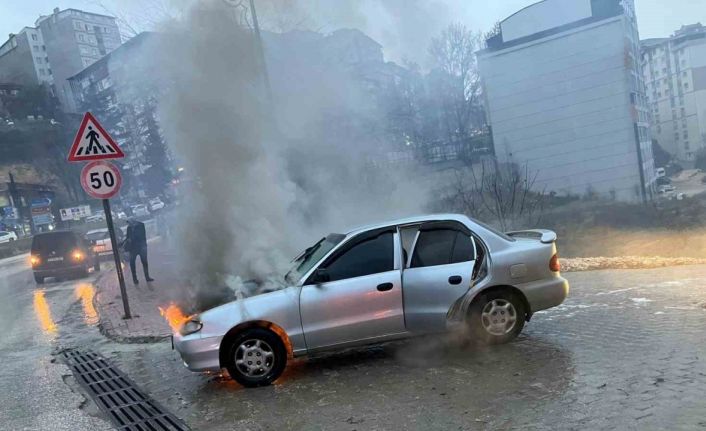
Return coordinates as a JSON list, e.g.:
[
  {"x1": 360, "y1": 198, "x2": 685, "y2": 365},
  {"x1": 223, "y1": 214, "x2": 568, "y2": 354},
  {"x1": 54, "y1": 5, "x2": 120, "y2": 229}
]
[{"x1": 103, "y1": 198, "x2": 131, "y2": 319}]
